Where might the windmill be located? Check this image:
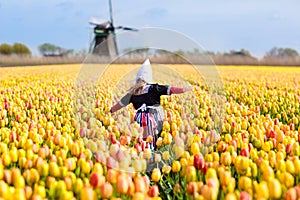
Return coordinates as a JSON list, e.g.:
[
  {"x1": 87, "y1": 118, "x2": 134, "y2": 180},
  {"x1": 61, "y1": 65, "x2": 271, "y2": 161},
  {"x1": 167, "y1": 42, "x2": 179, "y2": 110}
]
[{"x1": 89, "y1": 0, "x2": 138, "y2": 57}]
